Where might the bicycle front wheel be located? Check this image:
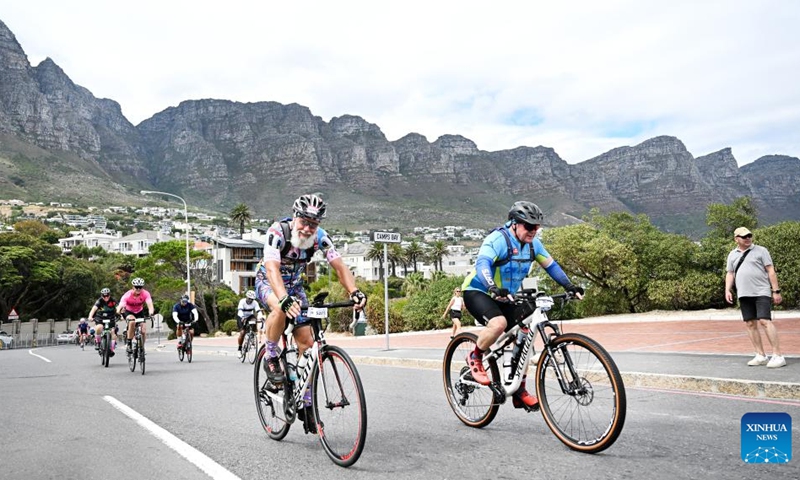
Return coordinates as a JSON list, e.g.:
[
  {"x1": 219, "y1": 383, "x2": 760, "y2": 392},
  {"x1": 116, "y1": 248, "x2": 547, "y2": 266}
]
[
  {"x1": 186, "y1": 340, "x2": 192, "y2": 363},
  {"x1": 178, "y1": 344, "x2": 185, "y2": 362},
  {"x1": 313, "y1": 345, "x2": 367, "y2": 468},
  {"x1": 140, "y1": 344, "x2": 146, "y2": 375},
  {"x1": 254, "y1": 345, "x2": 290, "y2": 440},
  {"x1": 247, "y1": 337, "x2": 257, "y2": 364},
  {"x1": 128, "y1": 344, "x2": 136, "y2": 372},
  {"x1": 535, "y1": 333, "x2": 626, "y2": 453},
  {"x1": 442, "y1": 332, "x2": 499, "y2": 428},
  {"x1": 240, "y1": 334, "x2": 249, "y2": 363}
]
